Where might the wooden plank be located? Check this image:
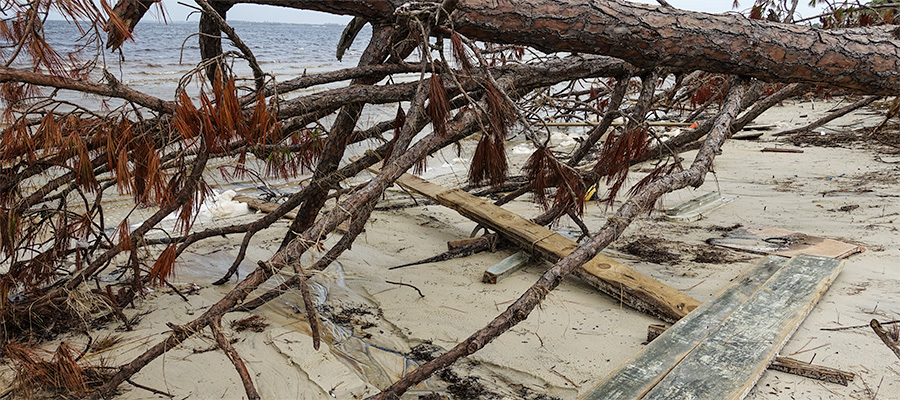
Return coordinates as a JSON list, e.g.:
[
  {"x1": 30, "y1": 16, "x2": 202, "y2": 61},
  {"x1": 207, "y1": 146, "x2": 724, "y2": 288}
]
[
  {"x1": 234, "y1": 195, "x2": 297, "y2": 219},
  {"x1": 234, "y1": 195, "x2": 353, "y2": 233},
  {"x1": 582, "y1": 256, "x2": 788, "y2": 400},
  {"x1": 664, "y1": 192, "x2": 732, "y2": 222},
  {"x1": 644, "y1": 327, "x2": 855, "y2": 386},
  {"x1": 642, "y1": 254, "x2": 844, "y2": 400},
  {"x1": 483, "y1": 251, "x2": 531, "y2": 284},
  {"x1": 385, "y1": 171, "x2": 701, "y2": 322},
  {"x1": 448, "y1": 237, "x2": 483, "y2": 250},
  {"x1": 769, "y1": 356, "x2": 854, "y2": 386},
  {"x1": 708, "y1": 225, "x2": 863, "y2": 259}
]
